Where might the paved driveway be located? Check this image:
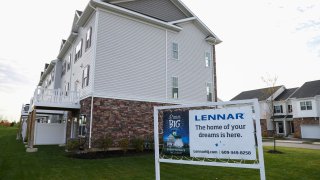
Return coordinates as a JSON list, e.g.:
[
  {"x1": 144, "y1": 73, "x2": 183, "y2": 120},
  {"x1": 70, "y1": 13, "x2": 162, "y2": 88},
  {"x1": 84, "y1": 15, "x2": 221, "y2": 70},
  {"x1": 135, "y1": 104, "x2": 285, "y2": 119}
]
[{"x1": 263, "y1": 141, "x2": 320, "y2": 150}]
